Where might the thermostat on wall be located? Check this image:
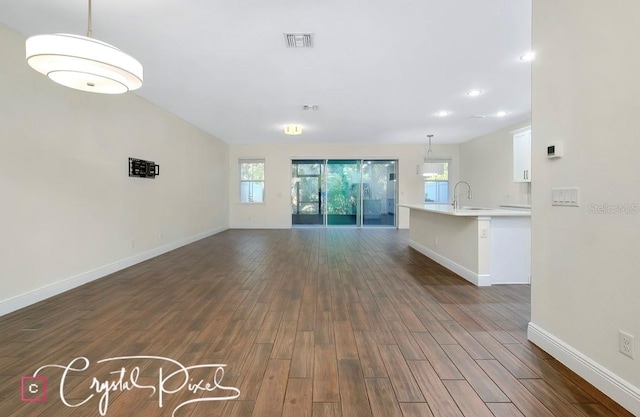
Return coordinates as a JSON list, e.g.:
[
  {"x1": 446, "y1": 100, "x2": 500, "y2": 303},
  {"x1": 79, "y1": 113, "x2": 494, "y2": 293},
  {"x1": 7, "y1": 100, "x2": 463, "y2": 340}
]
[{"x1": 547, "y1": 142, "x2": 563, "y2": 159}]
